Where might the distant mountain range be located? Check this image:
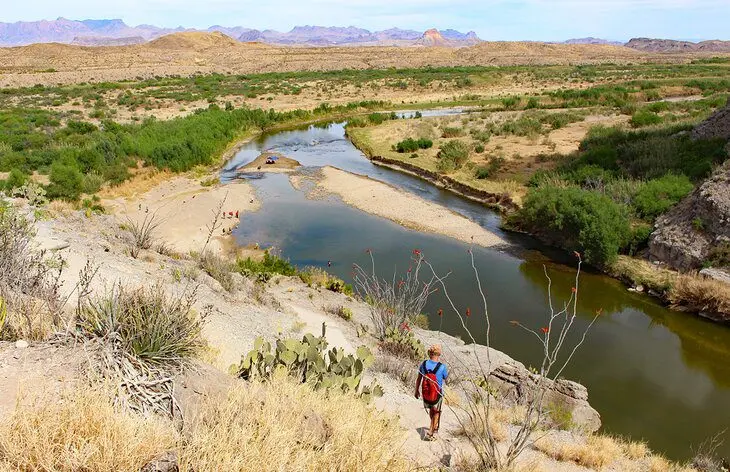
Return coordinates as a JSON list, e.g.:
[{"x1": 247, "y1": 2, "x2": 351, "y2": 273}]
[
  {"x1": 0, "y1": 18, "x2": 481, "y2": 47},
  {"x1": 1, "y1": 19, "x2": 729, "y2": 53},
  {"x1": 625, "y1": 37, "x2": 730, "y2": 53}
]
